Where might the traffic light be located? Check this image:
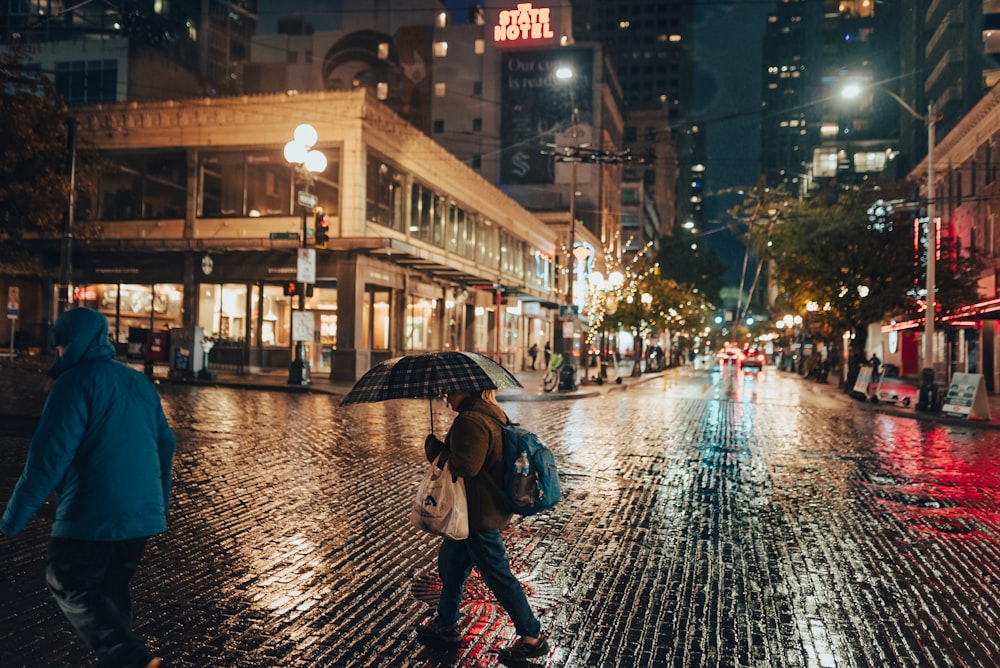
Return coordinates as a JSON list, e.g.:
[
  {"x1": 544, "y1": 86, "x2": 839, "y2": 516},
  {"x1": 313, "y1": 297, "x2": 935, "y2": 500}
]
[
  {"x1": 282, "y1": 282, "x2": 314, "y2": 297},
  {"x1": 314, "y1": 208, "x2": 329, "y2": 249}
]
